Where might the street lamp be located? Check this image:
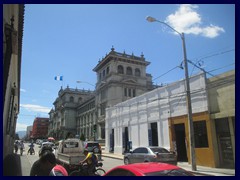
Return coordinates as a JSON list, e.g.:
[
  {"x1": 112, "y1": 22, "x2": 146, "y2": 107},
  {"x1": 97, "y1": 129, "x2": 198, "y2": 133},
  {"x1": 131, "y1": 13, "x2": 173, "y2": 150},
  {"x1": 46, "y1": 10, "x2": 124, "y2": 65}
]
[{"x1": 146, "y1": 16, "x2": 197, "y2": 171}]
